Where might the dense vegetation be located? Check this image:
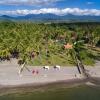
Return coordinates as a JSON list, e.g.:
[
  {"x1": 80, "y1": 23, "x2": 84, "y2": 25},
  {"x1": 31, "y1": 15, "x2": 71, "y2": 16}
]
[{"x1": 0, "y1": 21, "x2": 100, "y2": 67}]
